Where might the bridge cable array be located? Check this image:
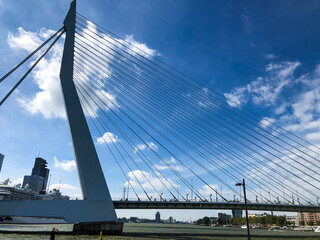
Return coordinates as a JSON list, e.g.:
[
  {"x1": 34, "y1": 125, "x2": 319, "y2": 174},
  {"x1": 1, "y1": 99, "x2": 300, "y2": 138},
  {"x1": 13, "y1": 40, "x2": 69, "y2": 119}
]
[
  {"x1": 0, "y1": 27, "x2": 65, "y2": 106},
  {"x1": 0, "y1": 14, "x2": 319, "y2": 205},
  {"x1": 72, "y1": 13, "x2": 320, "y2": 204}
]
